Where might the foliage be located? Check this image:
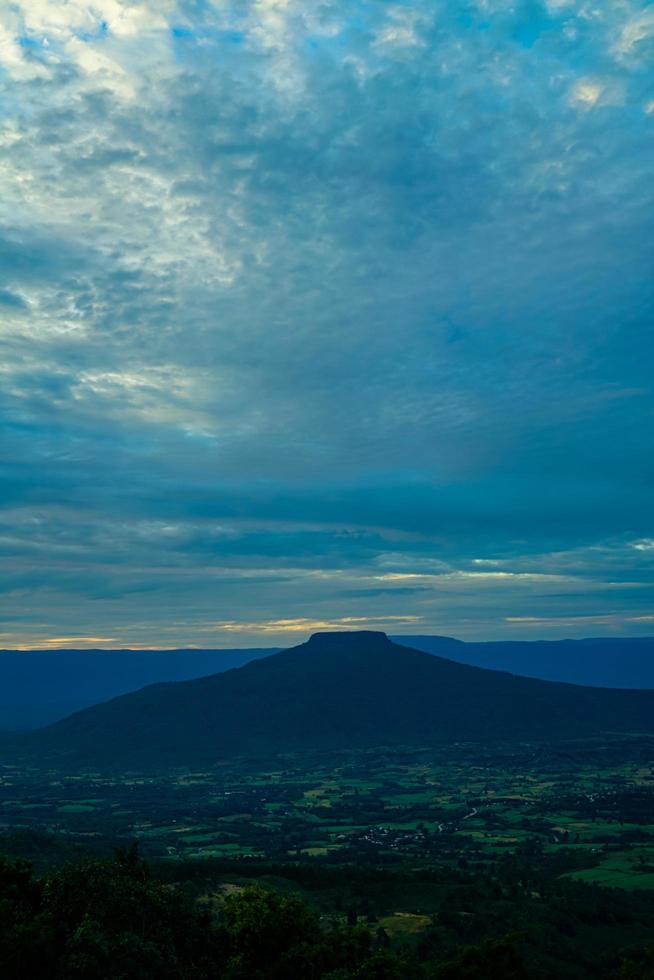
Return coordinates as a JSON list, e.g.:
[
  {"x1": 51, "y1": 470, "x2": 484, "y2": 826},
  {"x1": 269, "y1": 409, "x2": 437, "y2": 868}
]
[
  {"x1": 0, "y1": 849, "x2": 412, "y2": 980},
  {"x1": 0, "y1": 846, "x2": 219, "y2": 979},
  {"x1": 3, "y1": 844, "x2": 654, "y2": 979}
]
